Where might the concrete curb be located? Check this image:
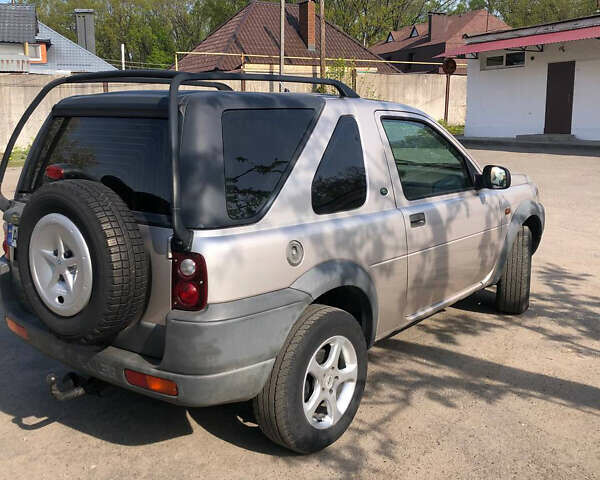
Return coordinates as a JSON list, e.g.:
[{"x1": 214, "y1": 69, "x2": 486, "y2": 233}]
[{"x1": 456, "y1": 136, "x2": 600, "y2": 155}]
